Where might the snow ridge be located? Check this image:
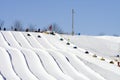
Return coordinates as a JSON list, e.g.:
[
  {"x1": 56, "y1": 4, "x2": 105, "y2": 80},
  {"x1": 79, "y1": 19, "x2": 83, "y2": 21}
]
[{"x1": 0, "y1": 31, "x2": 120, "y2": 80}]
